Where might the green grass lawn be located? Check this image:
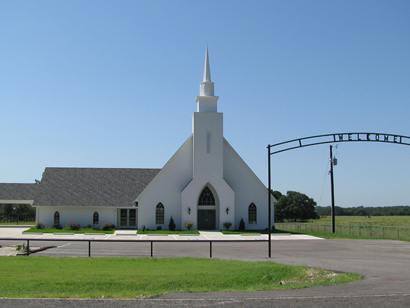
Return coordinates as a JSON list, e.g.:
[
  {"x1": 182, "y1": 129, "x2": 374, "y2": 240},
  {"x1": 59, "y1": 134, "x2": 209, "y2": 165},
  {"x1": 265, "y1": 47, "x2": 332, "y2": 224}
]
[
  {"x1": 0, "y1": 257, "x2": 360, "y2": 298},
  {"x1": 24, "y1": 227, "x2": 114, "y2": 234},
  {"x1": 137, "y1": 230, "x2": 200, "y2": 235},
  {"x1": 222, "y1": 230, "x2": 263, "y2": 235}
]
